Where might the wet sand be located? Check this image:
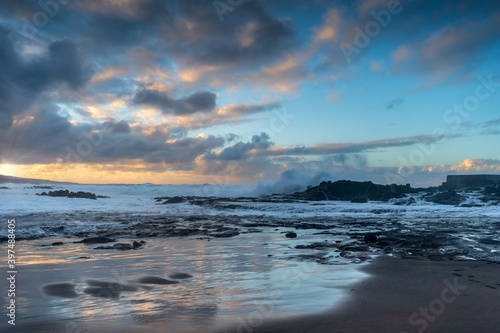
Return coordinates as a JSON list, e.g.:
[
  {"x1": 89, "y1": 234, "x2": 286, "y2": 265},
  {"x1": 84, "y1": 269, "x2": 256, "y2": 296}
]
[
  {"x1": 5, "y1": 256, "x2": 500, "y2": 333},
  {"x1": 218, "y1": 256, "x2": 500, "y2": 333}
]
